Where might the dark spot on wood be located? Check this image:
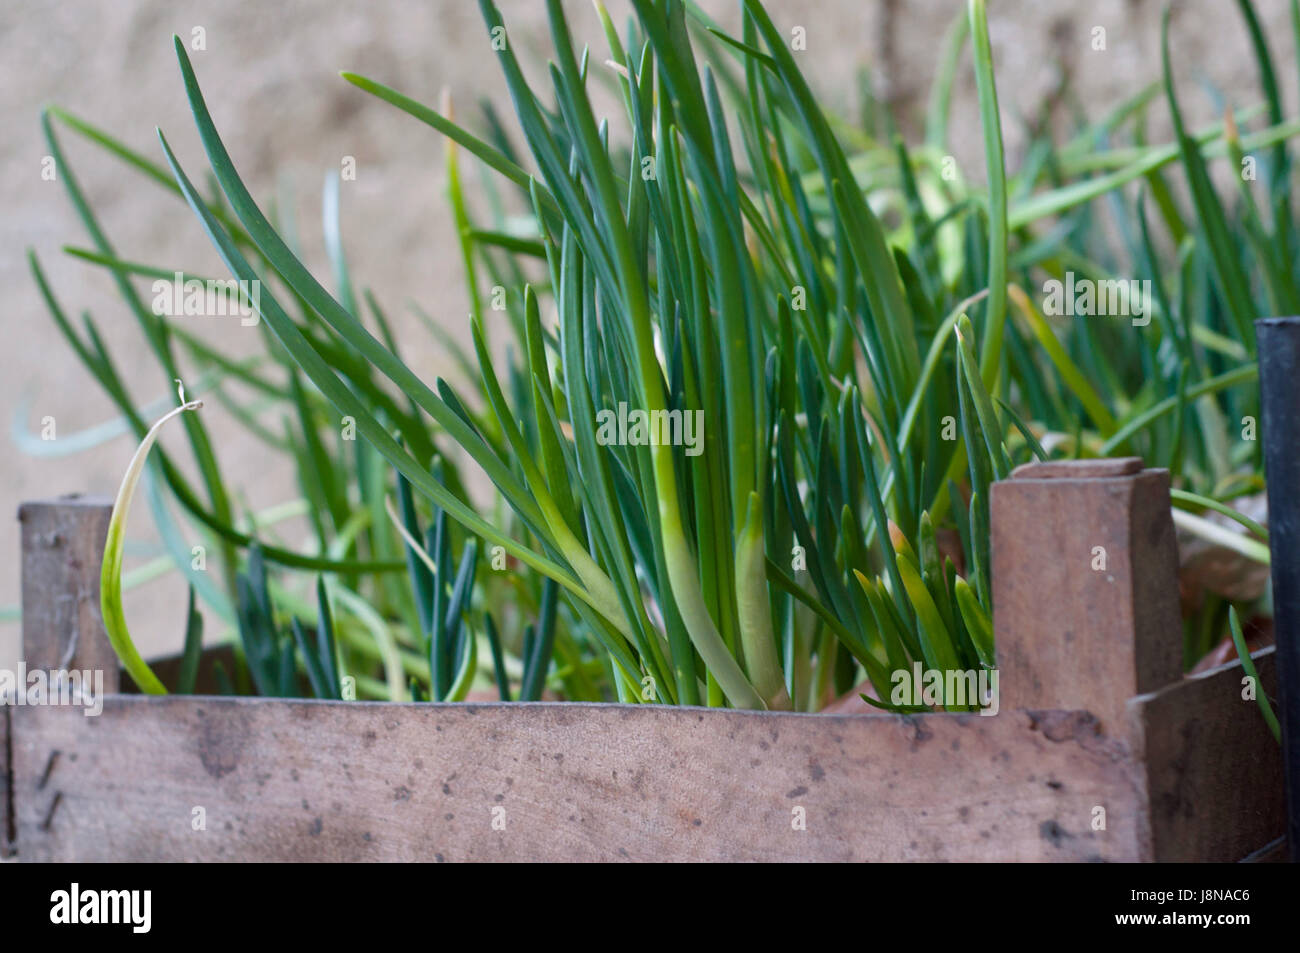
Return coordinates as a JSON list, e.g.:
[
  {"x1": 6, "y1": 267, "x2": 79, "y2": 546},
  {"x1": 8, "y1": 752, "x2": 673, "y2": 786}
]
[
  {"x1": 309, "y1": 817, "x2": 323, "y2": 836},
  {"x1": 444, "y1": 813, "x2": 454, "y2": 821},
  {"x1": 692, "y1": 819, "x2": 702, "y2": 827},
  {"x1": 1039, "y1": 819, "x2": 1071, "y2": 846},
  {"x1": 197, "y1": 718, "x2": 243, "y2": 779},
  {"x1": 808, "y1": 761, "x2": 825, "y2": 782},
  {"x1": 786, "y1": 786, "x2": 808, "y2": 798},
  {"x1": 393, "y1": 786, "x2": 412, "y2": 801},
  {"x1": 903, "y1": 716, "x2": 934, "y2": 749},
  {"x1": 302, "y1": 799, "x2": 310, "y2": 811},
  {"x1": 958, "y1": 806, "x2": 970, "y2": 822},
  {"x1": 435, "y1": 853, "x2": 445, "y2": 863},
  {"x1": 1046, "y1": 779, "x2": 1063, "y2": 790},
  {"x1": 1026, "y1": 709, "x2": 1103, "y2": 744},
  {"x1": 362, "y1": 730, "x2": 377, "y2": 746}
]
